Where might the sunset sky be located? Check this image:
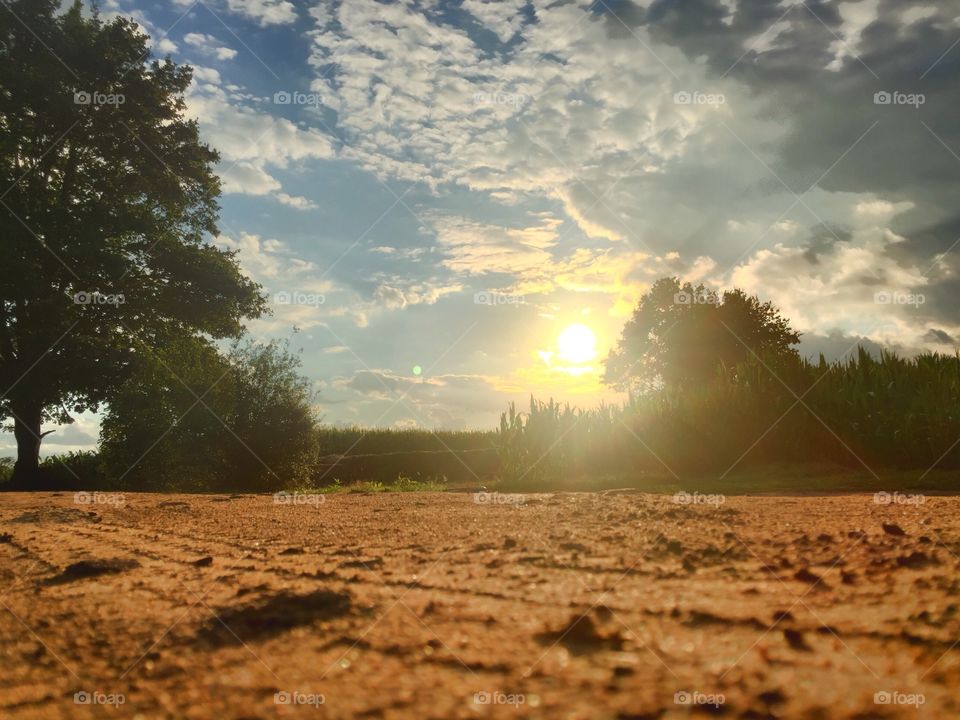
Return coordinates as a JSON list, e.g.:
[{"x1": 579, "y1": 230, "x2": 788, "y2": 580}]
[{"x1": 12, "y1": 0, "x2": 960, "y2": 454}]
